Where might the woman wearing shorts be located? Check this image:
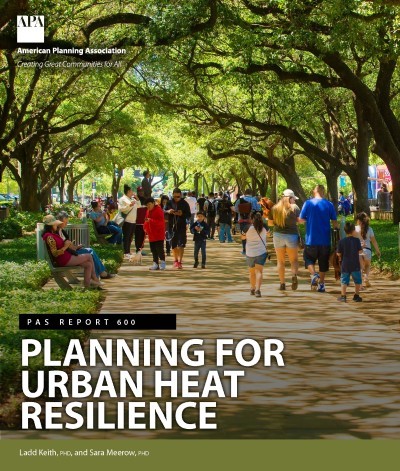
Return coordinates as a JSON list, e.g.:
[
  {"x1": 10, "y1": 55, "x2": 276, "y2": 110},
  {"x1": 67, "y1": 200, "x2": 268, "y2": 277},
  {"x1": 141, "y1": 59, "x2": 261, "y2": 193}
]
[
  {"x1": 268, "y1": 189, "x2": 300, "y2": 291},
  {"x1": 245, "y1": 212, "x2": 268, "y2": 298},
  {"x1": 355, "y1": 212, "x2": 381, "y2": 288}
]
